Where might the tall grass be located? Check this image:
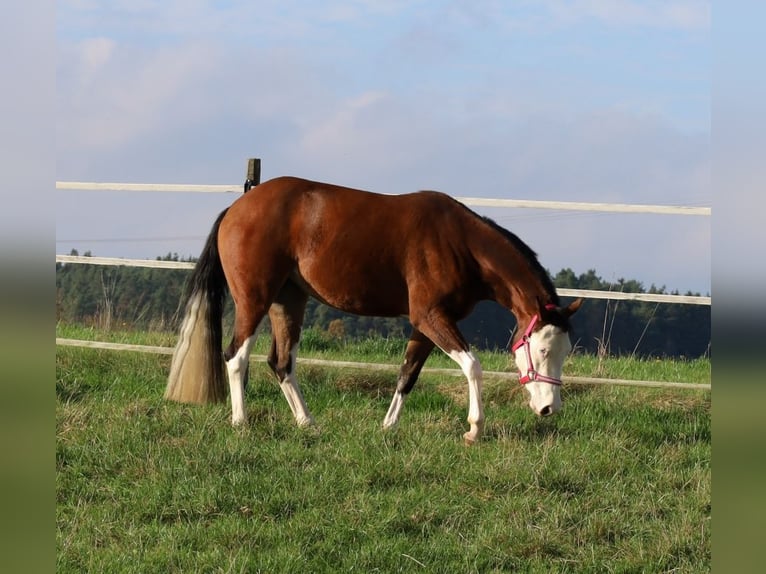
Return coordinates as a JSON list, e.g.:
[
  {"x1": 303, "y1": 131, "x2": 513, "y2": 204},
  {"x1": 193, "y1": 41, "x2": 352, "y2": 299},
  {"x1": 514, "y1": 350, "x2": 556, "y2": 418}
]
[{"x1": 57, "y1": 340, "x2": 710, "y2": 573}]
